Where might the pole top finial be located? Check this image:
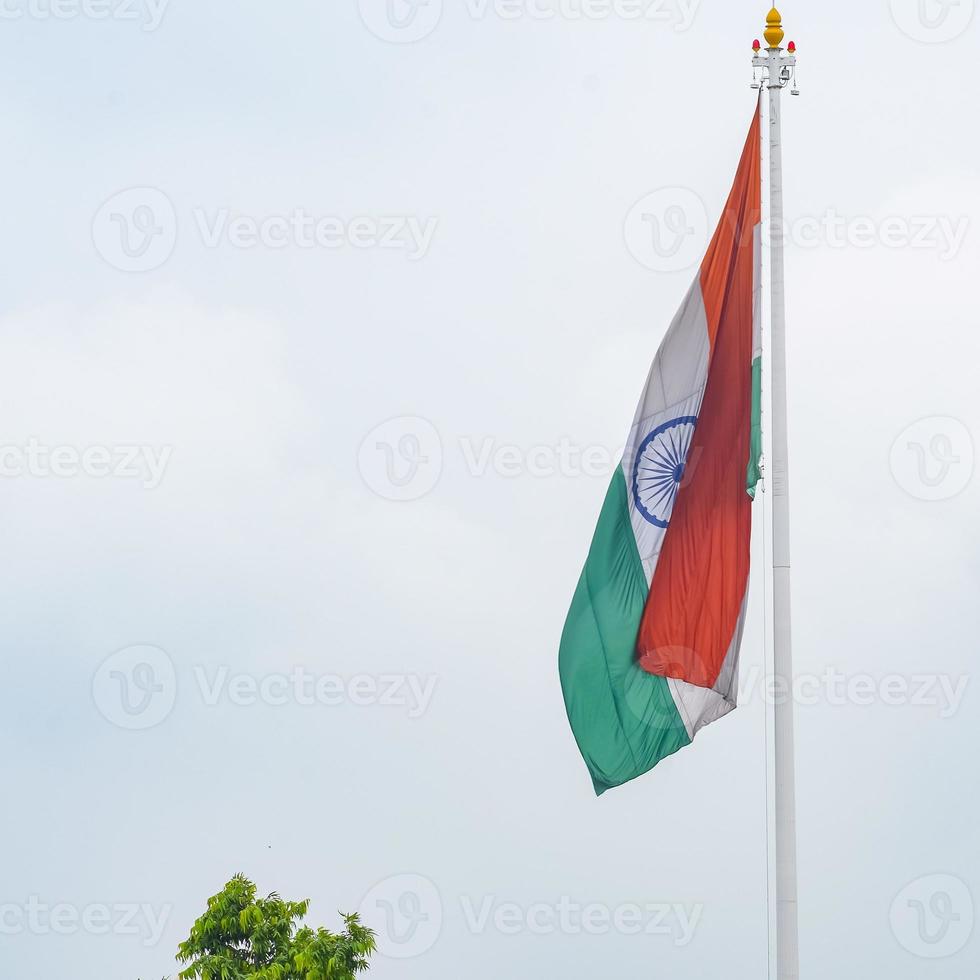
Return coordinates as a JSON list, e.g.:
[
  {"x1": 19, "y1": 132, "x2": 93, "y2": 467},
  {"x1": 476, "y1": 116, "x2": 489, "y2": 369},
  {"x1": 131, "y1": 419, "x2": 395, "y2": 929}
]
[{"x1": 764, "y1": 6, "x2": 784, "y2": 48}]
